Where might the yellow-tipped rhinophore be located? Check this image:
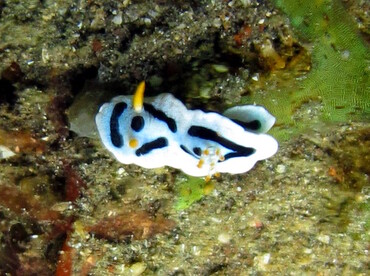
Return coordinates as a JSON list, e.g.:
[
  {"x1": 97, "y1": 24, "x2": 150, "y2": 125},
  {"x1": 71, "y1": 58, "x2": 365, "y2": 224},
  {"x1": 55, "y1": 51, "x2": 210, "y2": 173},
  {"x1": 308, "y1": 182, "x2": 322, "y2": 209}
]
[{"x1": 133, "y1": 81, "x2": 145, "y2": 112}]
